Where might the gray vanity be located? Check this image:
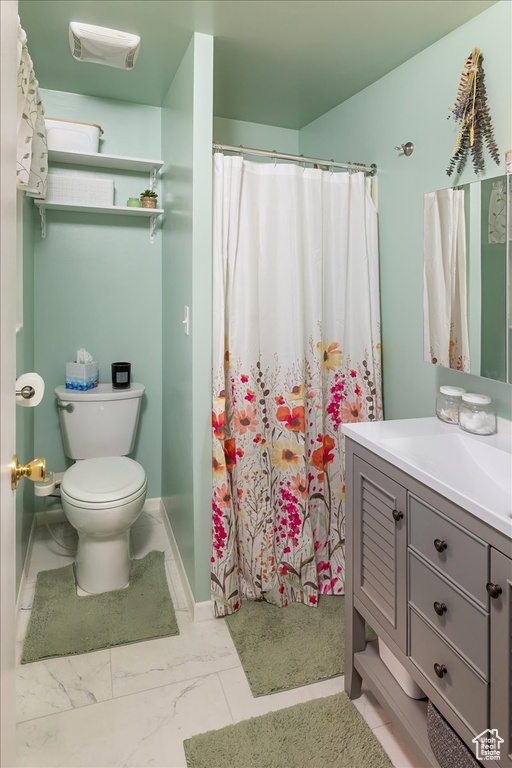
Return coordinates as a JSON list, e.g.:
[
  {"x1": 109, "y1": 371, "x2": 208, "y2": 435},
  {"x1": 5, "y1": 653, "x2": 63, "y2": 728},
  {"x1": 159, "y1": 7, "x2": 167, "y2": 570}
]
[{"x1": 344, "y1": 417, "x2": 512, "y2": 767}]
